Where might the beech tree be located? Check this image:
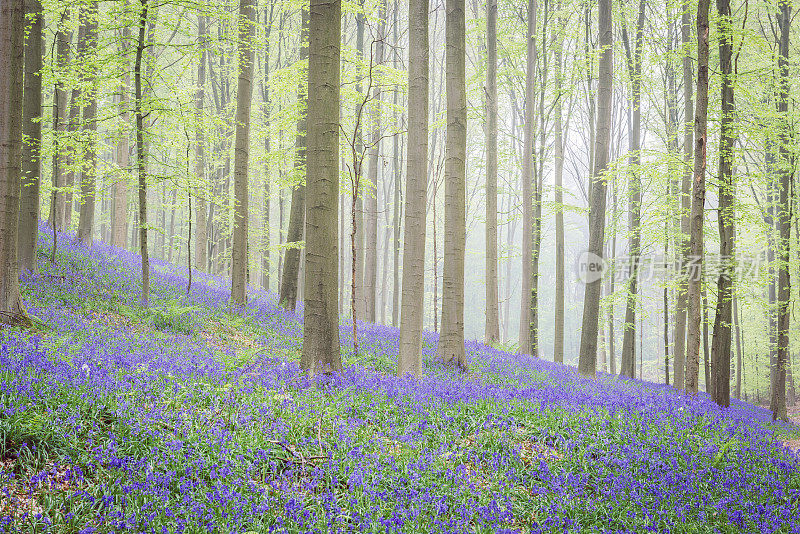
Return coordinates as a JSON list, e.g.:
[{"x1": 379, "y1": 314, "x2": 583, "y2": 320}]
[
  {"x1": 709, "y1": 0, "x2": 734, "y2": 407},
  {"x1": 230, "y1": 0, "x2": 257, "y2": 307},
  {"x1": 18, "y1": 0, "x2": 43, "y2": 272},
  {"x1": 685, "y1": 0, "x2": 711, "y2": 395},
  {"x1": 302, "y1": 0, "x2": 341, "y2": 375},
  {"x1": 484, "y1": 0, "x2": 499, "y2": 344},
  {"x1": 577, "y1": 0, "x2": 612, "y2": 378},
  {"x1": 279, "y1": 9, "x2": 308, "y2": 312},
  {"x1": 397, "y1": 0, "x2": 428, "y2": 377},
  {"x1": 0, "y1": 0, "x2": 29, "y2": 325},
  {"x1": 75, "y1": 0, "x2": 99, "y2": 247},
  {"x1": 438, "y1": 0, "x2": 467, "y2": 370},
  {"x1": 772, "y1": 0, "x2": 791, "y2": 422}
]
